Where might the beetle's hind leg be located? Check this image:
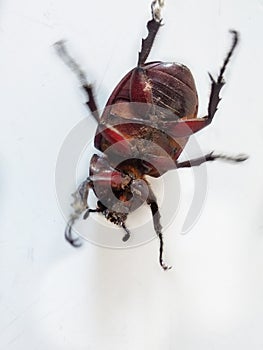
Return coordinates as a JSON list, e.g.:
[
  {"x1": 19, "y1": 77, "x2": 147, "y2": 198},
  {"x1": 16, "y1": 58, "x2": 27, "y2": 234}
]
[
  {"x1": 207, "y1": 30, "x2": 239, "y2": 122},
  {"x1": 65, "y1": 178, "x2": 93, "y2": 247},
  {"x1": 146, "y1": 186, "x2": 171, "y2": 271},
  {"x1": 137, "y1": 1, "x2": 164, "y2": 67},
  {"x1": 54, "y1": 40, "x2": 100, "y2": 123}
]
